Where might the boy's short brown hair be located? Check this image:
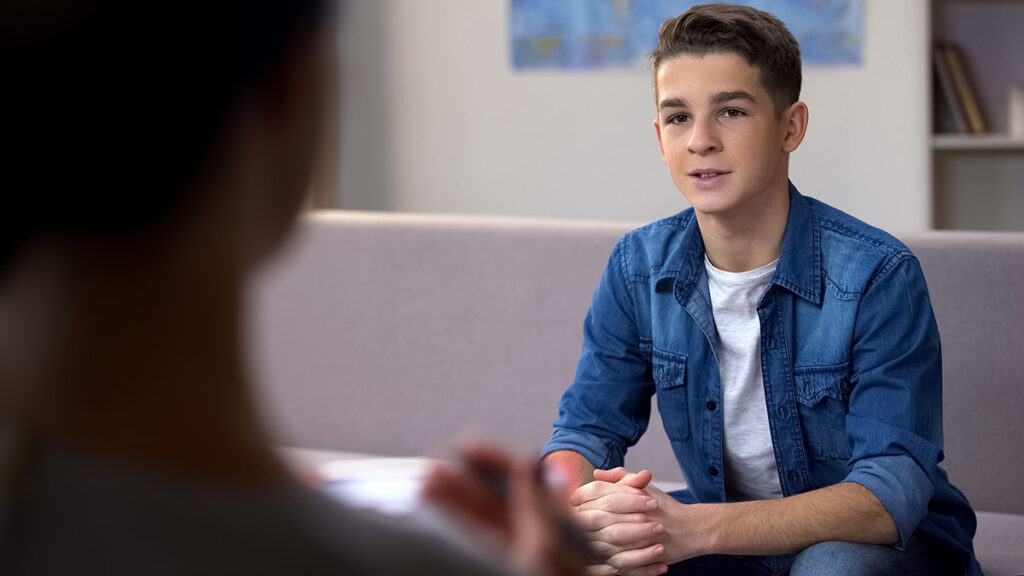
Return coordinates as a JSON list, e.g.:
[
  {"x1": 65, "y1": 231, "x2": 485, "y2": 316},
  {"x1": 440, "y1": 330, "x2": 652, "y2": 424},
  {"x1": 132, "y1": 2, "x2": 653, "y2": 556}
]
[{"x1": 650, "y1": 3, "x2": 802, "y2": 115}]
